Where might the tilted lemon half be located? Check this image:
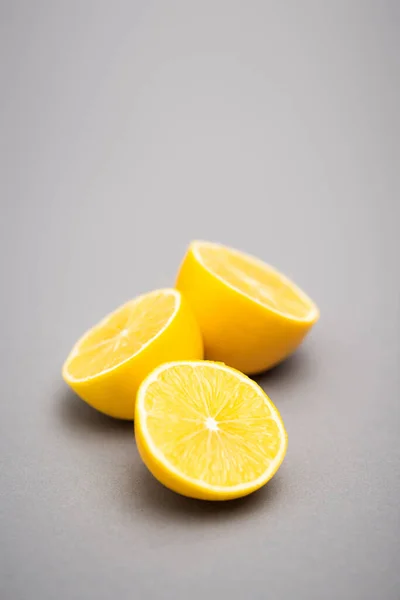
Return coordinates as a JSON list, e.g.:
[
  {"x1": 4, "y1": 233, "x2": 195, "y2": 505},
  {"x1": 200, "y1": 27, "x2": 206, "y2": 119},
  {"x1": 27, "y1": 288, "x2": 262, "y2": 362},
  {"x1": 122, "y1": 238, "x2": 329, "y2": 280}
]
[
  {"x1": 176, "y1": 241, "x2": 319, "y2": 374},
  {"x1": 135, "y1": 360, "x2": 287, "y2": 500},
  {"x1": 62, "y1": 289, "x2": 203, "y2": 419}
]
